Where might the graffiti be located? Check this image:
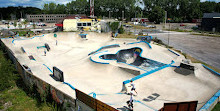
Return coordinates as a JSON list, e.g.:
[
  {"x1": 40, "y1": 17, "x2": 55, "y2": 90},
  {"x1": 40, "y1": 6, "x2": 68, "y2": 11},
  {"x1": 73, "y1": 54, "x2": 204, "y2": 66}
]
[
  {"x1": 1, "y1": 40, "x2": 78, "y2": 110},
  {"x1": 63, "y1": 97, "x2": 76, "y2": 111},
  {"x1": 50, "y1": 87, "x2": 64, "y2": 104}
]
